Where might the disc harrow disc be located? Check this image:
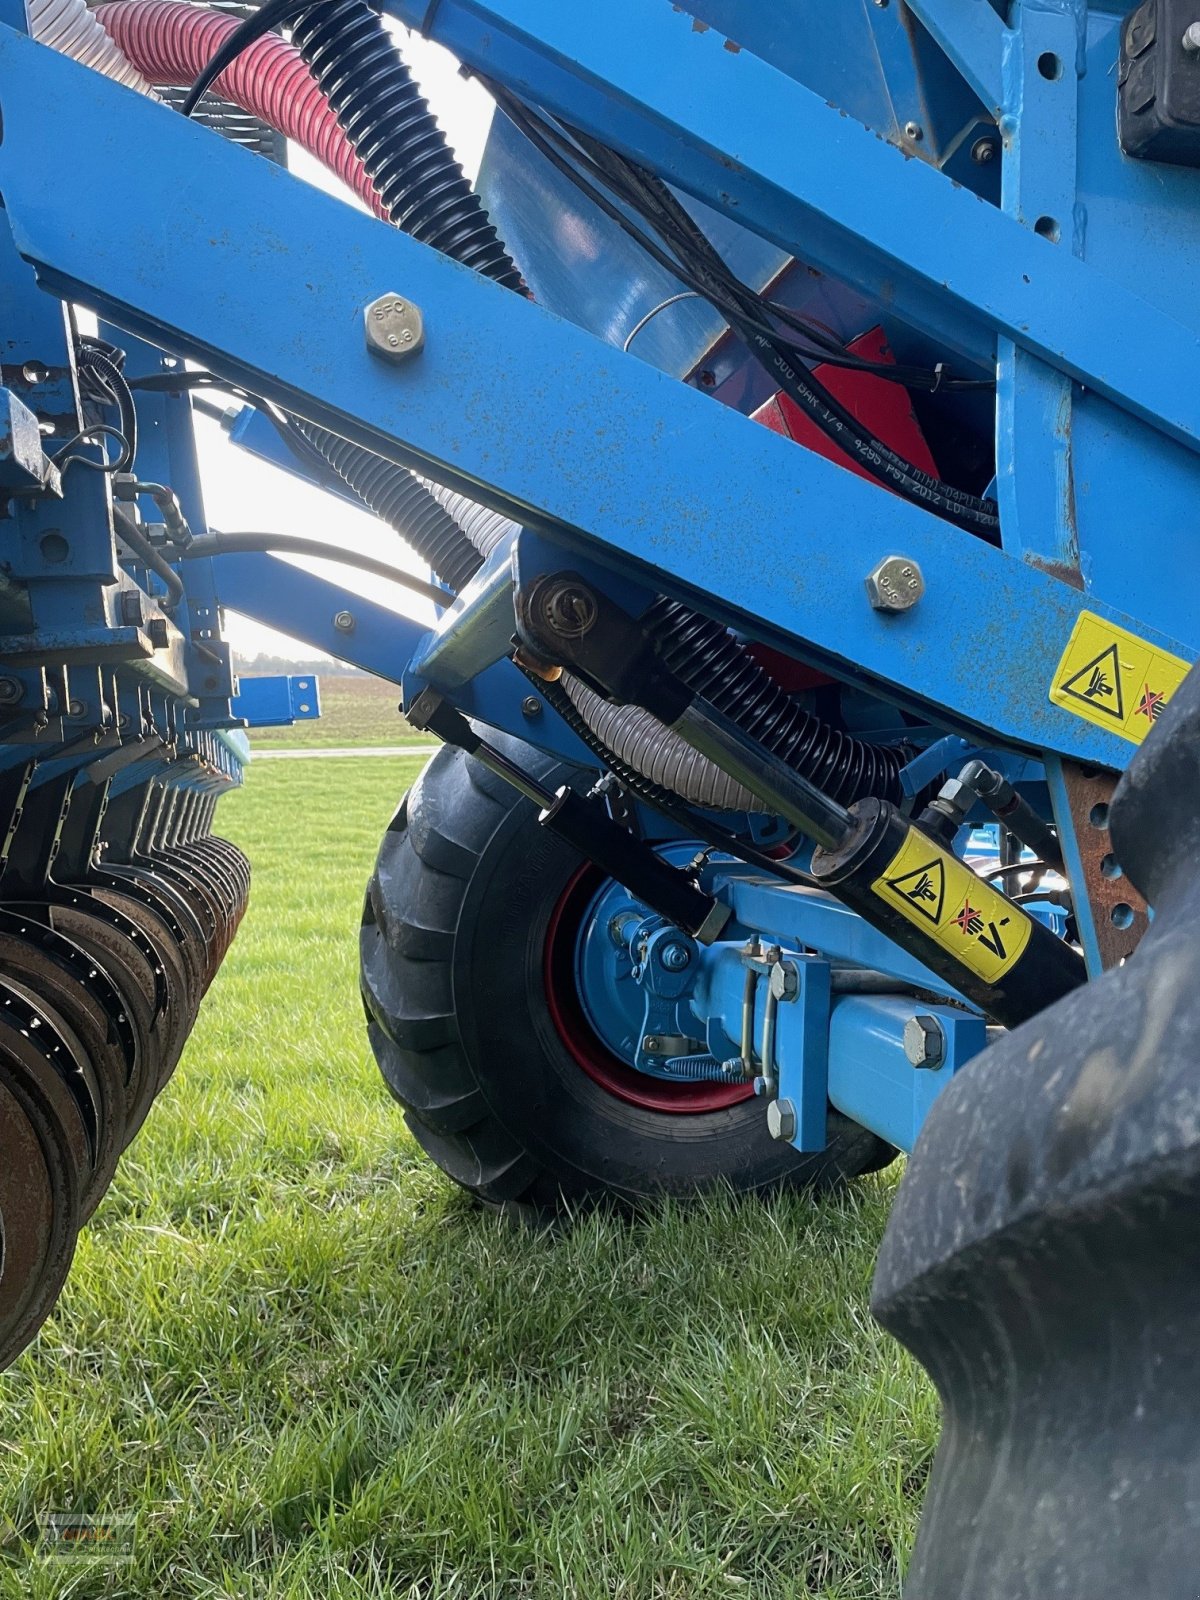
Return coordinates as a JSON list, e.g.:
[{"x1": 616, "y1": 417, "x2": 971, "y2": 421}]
[
  {"x1": 0, "y1": 980, "x2": 88, "y2": 1368},
  {"x1": 0, "y1": 929, "x2": 126, "y2": 1217}
]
